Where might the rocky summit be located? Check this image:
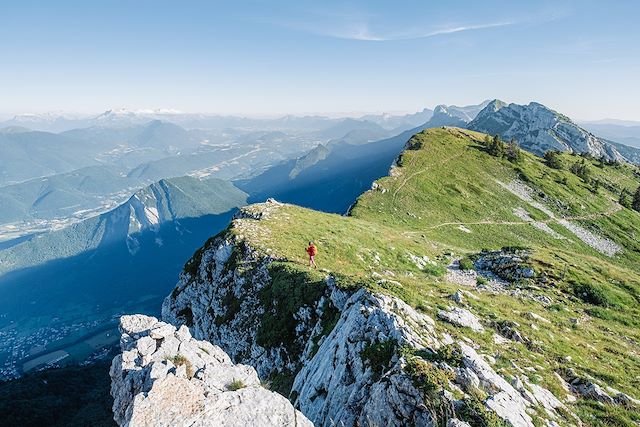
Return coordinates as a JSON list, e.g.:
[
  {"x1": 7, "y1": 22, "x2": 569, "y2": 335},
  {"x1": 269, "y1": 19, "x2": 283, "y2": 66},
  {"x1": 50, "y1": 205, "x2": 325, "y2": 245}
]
[
  {"x1": 112, "y1": 128, "x2": 640, "y2": 426},
  {"x1": 468, "y1": 100, "x2": 627, "y2": 161}
]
